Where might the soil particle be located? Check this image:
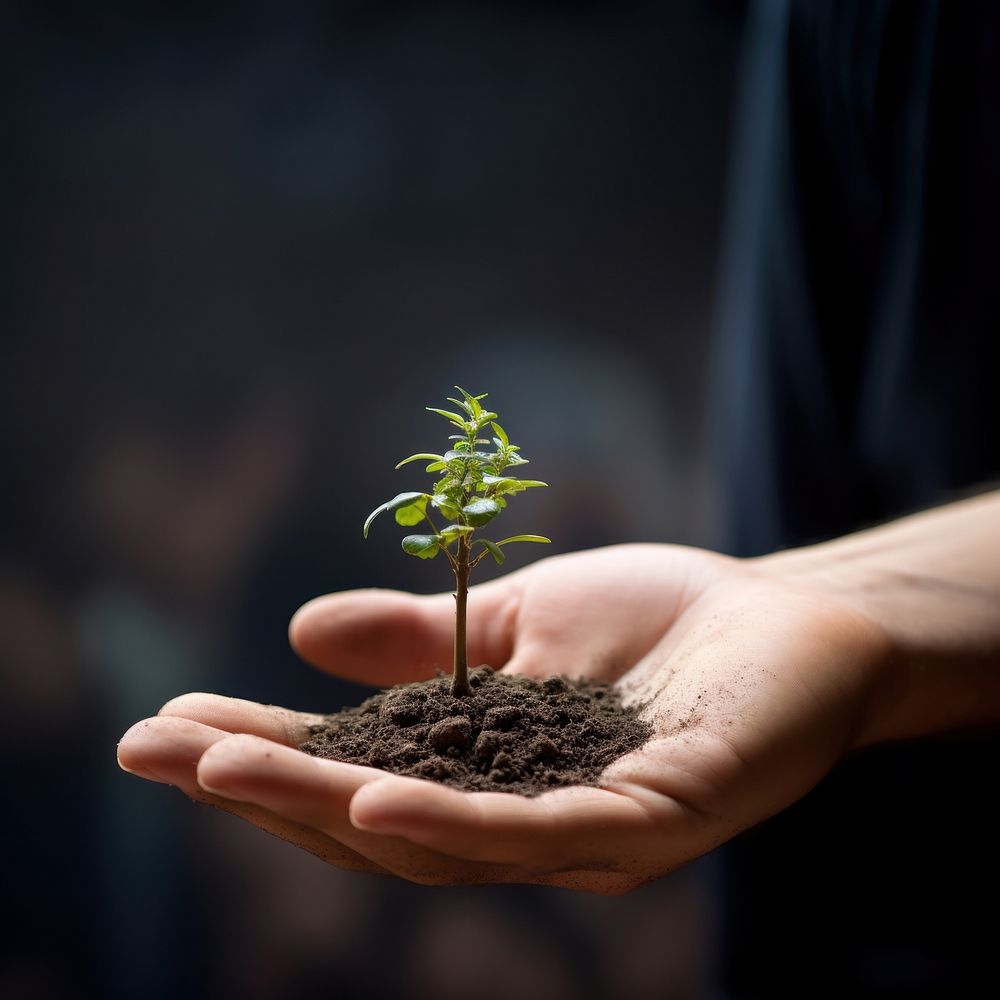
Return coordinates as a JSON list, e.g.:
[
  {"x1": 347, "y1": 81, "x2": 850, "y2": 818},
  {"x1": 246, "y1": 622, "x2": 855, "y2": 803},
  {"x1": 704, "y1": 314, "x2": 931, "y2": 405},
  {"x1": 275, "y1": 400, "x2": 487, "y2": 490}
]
[
  {"x1": 299, "y1": 666, "x2": 652, "y2": 797},
  {"x1": 428, "y1": 716, "x2": 471, "y2": 753}
]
